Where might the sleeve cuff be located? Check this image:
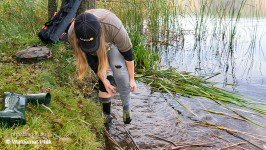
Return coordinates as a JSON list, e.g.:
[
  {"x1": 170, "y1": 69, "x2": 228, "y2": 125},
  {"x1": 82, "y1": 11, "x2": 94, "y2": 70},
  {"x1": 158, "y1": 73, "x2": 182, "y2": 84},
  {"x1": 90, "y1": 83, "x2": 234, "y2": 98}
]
[{"x1": 120, "y1": 48, "x2": 134, "y2": 61}]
